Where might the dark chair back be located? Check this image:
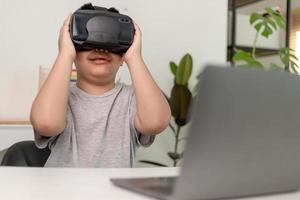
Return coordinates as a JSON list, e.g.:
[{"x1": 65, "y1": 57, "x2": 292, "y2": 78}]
[{"x1": 0, "y1": 141, "x2": 50, "y2": 167}]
